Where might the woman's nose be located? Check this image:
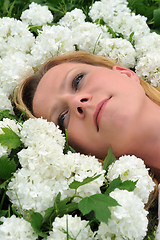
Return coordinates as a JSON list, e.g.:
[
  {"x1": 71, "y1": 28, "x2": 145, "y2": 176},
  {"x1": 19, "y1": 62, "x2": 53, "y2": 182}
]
[{"x1": 67, "y1": 94, "x2": 91, "y2": 117}]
